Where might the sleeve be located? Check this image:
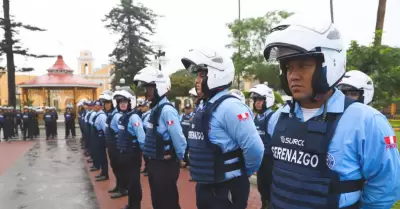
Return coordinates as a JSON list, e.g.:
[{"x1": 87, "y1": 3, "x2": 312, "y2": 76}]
[
  {"x1": 162, "y1": 107, "x2": 187, "y2": 161},
  {"x1": 128, "y1": 114, "x2": 146, "y2": 150},
  {"x1": 223, "y1": 102, "x2": 265, "y2": 176},
  {"x1": 360, "y1": 114, "x2": 400, "y2": 208},
  {"x1": 97, "y1": 114, "x2": 107, "y2": 132}
]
